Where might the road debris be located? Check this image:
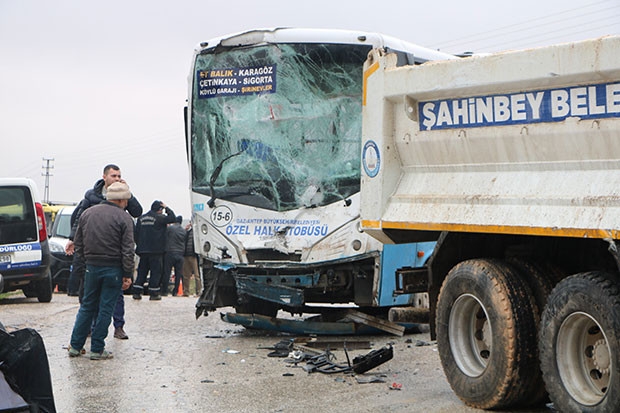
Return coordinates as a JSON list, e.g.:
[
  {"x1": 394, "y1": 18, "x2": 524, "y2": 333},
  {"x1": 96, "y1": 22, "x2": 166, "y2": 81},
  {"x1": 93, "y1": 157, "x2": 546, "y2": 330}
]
[
  {"x1": 355, "y1": 375, "x2": 387, "y2": 384},
  {"x1": 261, "y1": 340, "x2": 395, "y2": 376},
  {"x1": 222, "y1": 311, "x2": 418, "y2": 336},
  {"x1": 389, "y1": 382, "x2": 403, "y2": 390}
]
